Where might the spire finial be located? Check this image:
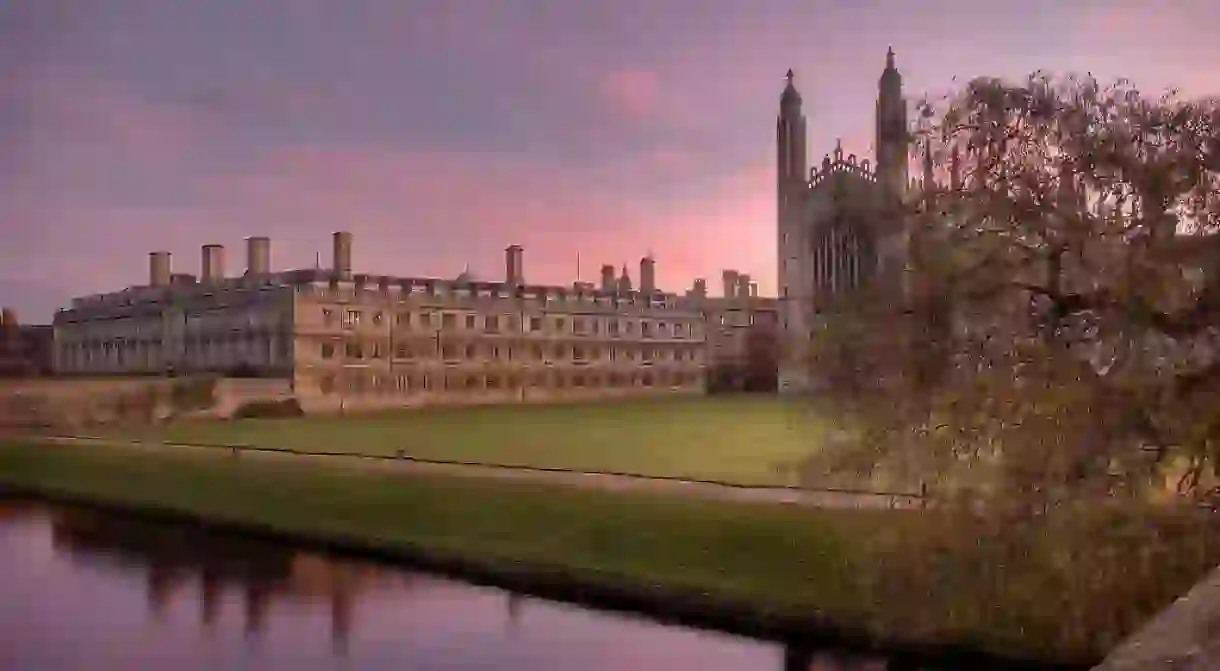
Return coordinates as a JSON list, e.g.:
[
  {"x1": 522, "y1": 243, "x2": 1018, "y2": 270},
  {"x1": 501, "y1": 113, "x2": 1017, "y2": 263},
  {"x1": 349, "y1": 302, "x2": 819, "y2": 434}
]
[
  {"x1": 886, "y1": 46, "x2": 895, "y2": 69},
  {"x1": 785, "y1": 68, "x2": 794, "y2": 83}
]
